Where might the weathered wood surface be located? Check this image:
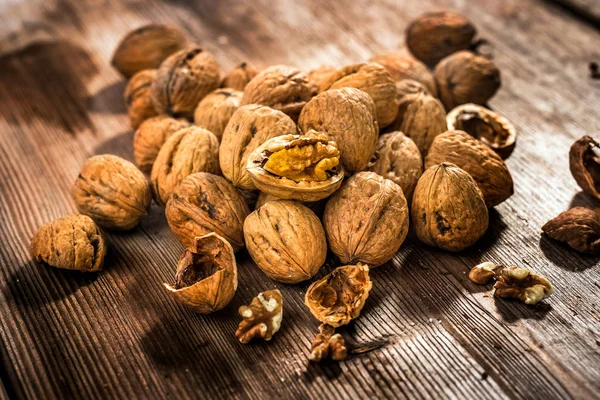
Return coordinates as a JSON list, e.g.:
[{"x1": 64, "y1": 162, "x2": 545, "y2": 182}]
[{"x1": 1, "y1": 0, "x2": 599, "y2": 399}]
